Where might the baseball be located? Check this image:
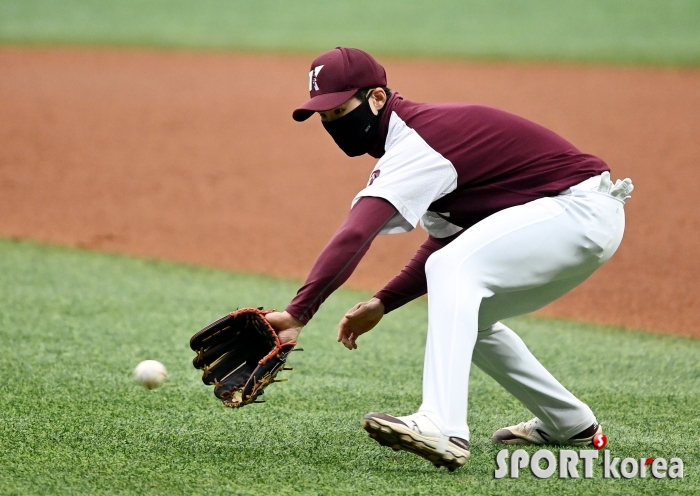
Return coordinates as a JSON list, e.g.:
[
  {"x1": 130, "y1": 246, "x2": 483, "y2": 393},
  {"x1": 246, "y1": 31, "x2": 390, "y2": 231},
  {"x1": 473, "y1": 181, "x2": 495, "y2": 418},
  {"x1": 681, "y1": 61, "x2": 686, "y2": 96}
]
[{"x1": 134, "y1": 360, "x2": 167, "y2": 390}]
